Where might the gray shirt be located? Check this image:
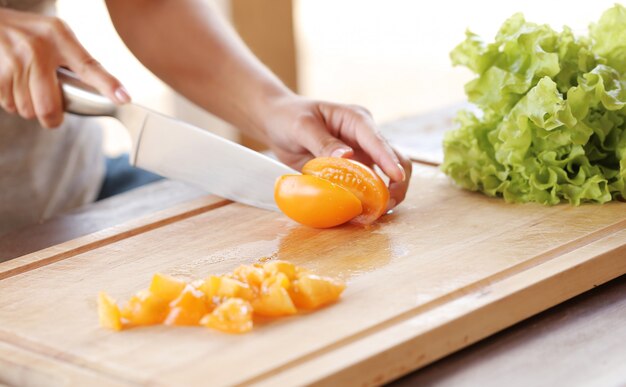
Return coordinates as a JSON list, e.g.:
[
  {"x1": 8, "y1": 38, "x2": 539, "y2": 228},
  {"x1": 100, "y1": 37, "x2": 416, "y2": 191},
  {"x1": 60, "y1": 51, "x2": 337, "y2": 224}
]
[{"x1": 0, "y1": 0, "x2": 104, "y2": 236}]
